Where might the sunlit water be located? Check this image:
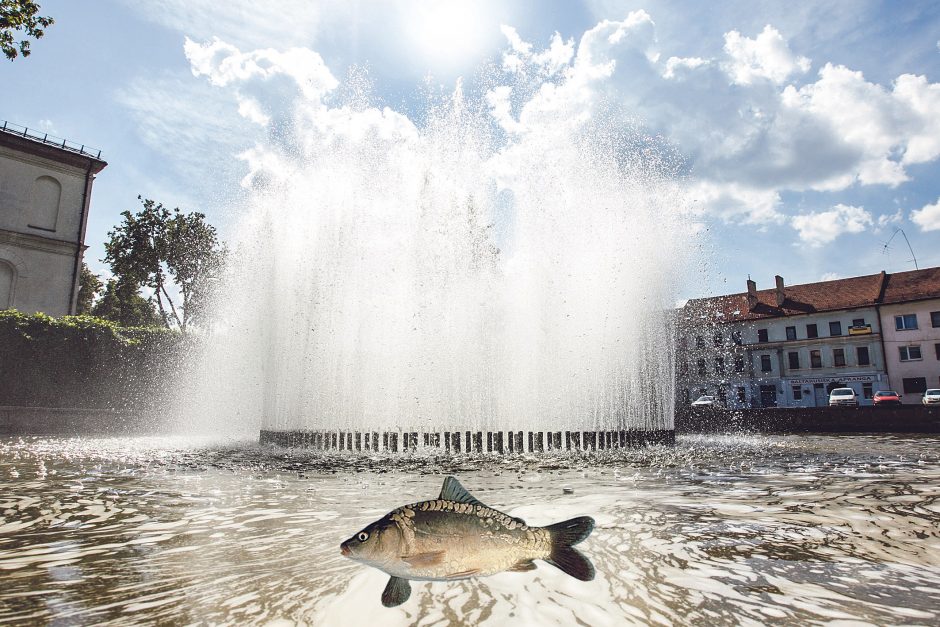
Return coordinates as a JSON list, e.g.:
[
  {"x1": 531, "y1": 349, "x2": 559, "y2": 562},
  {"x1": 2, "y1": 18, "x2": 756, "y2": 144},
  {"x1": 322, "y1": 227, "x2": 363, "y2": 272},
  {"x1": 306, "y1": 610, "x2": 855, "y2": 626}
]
[{"x1": 1, "y1": 434, "x2": 938, "y2": 626}]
